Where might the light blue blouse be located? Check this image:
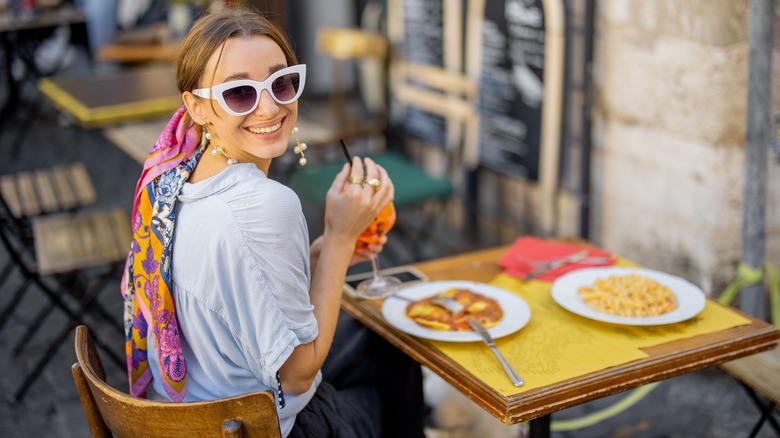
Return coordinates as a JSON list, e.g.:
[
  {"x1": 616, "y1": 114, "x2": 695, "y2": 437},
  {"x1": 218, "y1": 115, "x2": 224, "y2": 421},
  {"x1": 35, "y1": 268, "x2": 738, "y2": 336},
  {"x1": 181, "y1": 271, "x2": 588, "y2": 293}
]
[{"x1": 146, "y1": 163, "x2": 319, "y2": 437}]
